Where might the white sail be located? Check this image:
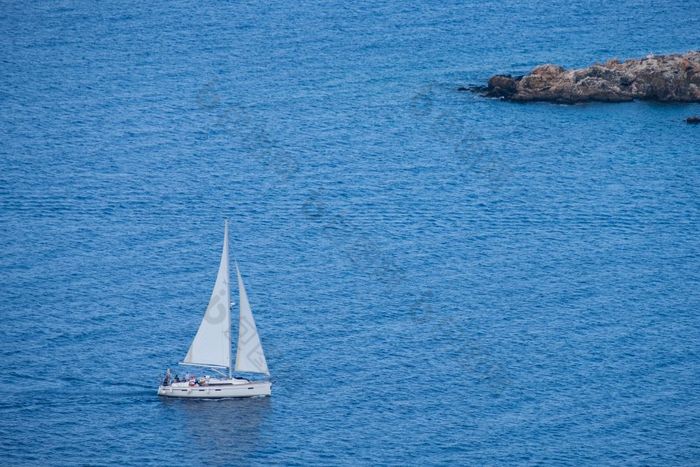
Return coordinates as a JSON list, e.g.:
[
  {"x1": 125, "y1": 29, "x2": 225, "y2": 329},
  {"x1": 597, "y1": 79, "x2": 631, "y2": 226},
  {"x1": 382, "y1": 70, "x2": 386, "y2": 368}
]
[
  {"x1": 235, "y1": 265, "x2": 269, "y2": 375},
  {"x1": 182, "y1": 221, "x2": 232, "y2": 368}
]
